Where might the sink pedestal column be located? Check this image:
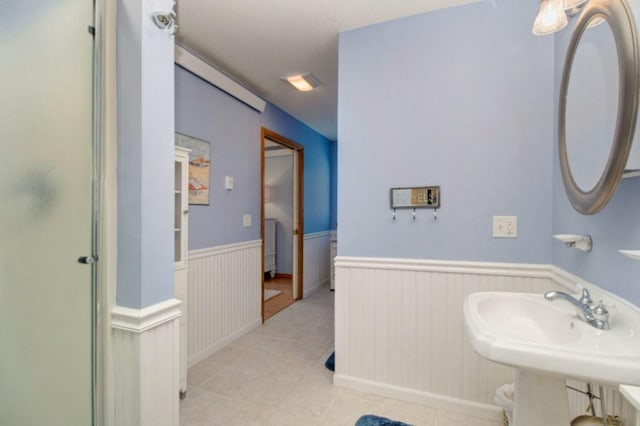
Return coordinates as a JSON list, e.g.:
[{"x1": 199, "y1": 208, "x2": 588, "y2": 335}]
[{"x1": 513, "y1": 369, "x2": 570, "y2": 426}]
